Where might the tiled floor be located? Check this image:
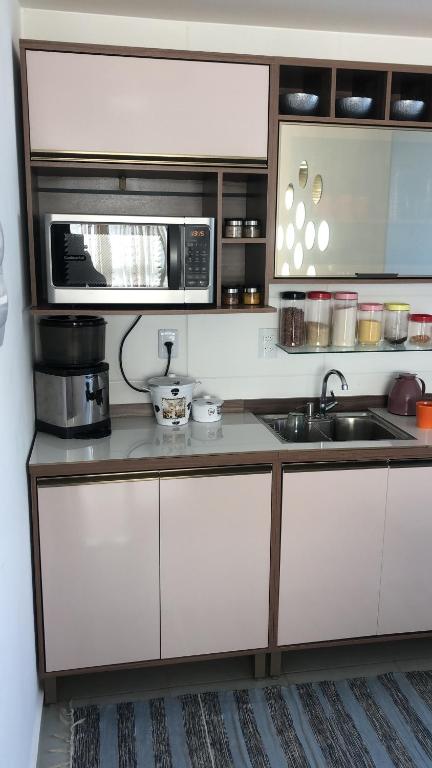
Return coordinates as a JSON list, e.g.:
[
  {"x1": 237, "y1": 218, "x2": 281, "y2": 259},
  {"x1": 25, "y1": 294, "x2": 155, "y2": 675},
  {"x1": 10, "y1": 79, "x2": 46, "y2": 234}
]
[{"x1": 36, "y1": 638, "x2": 432, "y2": 768}]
